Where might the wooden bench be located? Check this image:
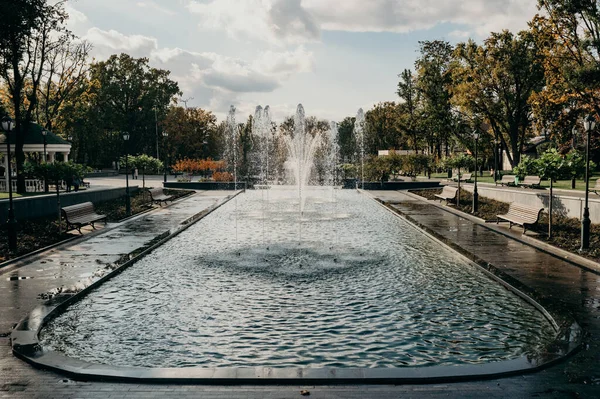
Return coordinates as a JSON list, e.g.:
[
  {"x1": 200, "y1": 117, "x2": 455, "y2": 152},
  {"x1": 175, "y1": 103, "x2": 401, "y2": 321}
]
[
  {"x1": 497, "y1": 174, "x2": 516, "y2": 186},
  {"x1": 62, "y1": 202, "x2": 107, "y2": 234},
  {"x1": 434, "y1": 186, "x2": 459, "y2": 205},
  {"x1": 518, "y1": 175, "x2": 541, "y2": 188},
  {"x1": 451, "y1": 173, "x2": 472, "y2": 182},
  {"x1": 496, "y1": 203, "x2": 543, "y2": 233},
  {"x1": 148, "y1": 187, "x2": 174, "y2": 206}
]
